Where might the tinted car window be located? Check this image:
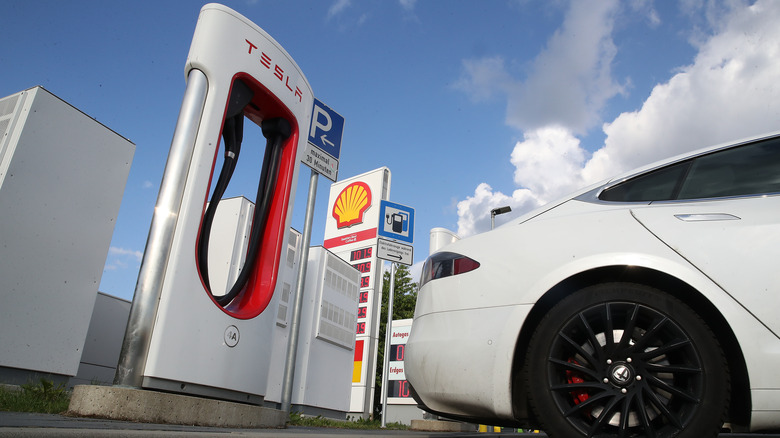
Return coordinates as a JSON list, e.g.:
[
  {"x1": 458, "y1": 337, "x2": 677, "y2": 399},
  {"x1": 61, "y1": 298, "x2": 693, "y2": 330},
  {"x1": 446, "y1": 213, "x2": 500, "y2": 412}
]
[
  {"x1": 600, "y1": 137, "x2": 780, "y2": 202},
  {"x1": 677, "y1": 138, "x2": 780, "y2": 199},
  {"x1": 599, "y1": 161, "x2": 689, "y2": 202}
]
